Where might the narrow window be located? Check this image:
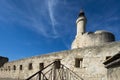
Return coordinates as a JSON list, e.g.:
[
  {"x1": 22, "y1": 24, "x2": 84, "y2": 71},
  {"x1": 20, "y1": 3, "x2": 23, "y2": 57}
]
[
  {"x1": 8, "y1": 66, "x2": 10, "y2": 71},
  {"x1": 75, "y1": 58, "x2": 83, "y2": 68},
  {"x1": 20, "y1": 65, "x2": 23, "y2": 70},
  {"x1": 13, "y1": 65, "x2": 16, "y2": 70},
  {"x1": 1, "y1": 69, "x2": 3, "y2": 71},
  {"x1": 54, "y1": 60, "x2": 61, "y2": 69},
  {"x1": 39, "y1": 63, "x2": 44, "y2": 70},
  {"x1": 29, "y1": 63, "x2": 33, "y2": 70},
  {"x1": 106, "y1": 56, "x2": 111, "y2": 60}
]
